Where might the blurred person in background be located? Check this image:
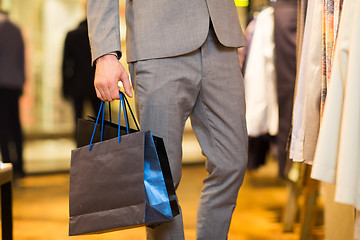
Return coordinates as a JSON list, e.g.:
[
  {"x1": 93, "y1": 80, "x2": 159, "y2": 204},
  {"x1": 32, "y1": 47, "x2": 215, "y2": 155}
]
[
  {"x1": 62, "y1": 18, "x2": 99, "y2": 126},
  {"x1": 0, "y1": 9, "x2": 25, "y2": 178}
]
